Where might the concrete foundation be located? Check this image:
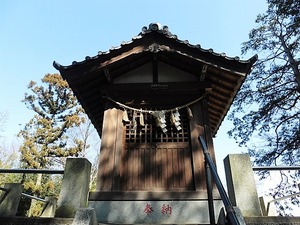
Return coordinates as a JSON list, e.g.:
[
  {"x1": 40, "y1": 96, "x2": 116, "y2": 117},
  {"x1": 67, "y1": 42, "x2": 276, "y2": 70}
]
[
  {"x1": 72, "y1": 208, "x2": 98, "y2": 225},
  {"x1": 89, "y1": 200, "x2": 223, "y2": 224}
]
